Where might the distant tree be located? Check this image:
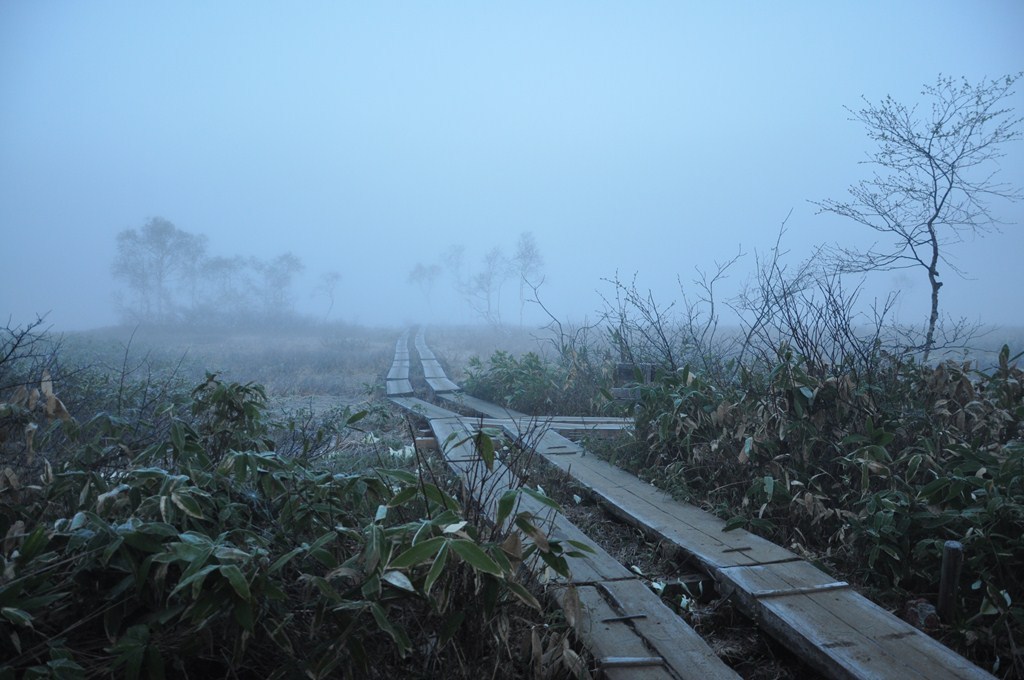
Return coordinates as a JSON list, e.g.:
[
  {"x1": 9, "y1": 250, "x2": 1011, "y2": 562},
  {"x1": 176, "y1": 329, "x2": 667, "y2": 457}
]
[
  {"x1": 468, "y1": 247, "x2": 511, "y2": 326},
  {"x1": 313, "y1": 271, "x2": 342, "y2": 321},
  {"x1": 511, "y1": 231, "x2": 544, "y2": 326},
  {"x1": 407, "y1": 263, "x2": 442, "y2": 307},
  {"x1": 256, "y1": 252, "x2": 305, "y2": 316},
  {"x1": 201, "y1": 255, "x2": 256, "y2": 316},
  {"x1": 816, "y1": 74, "x2": 1022, "y2": 360},
  {"x1": 112, "y1": 217, "x2": 207, "y2": 322}
]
